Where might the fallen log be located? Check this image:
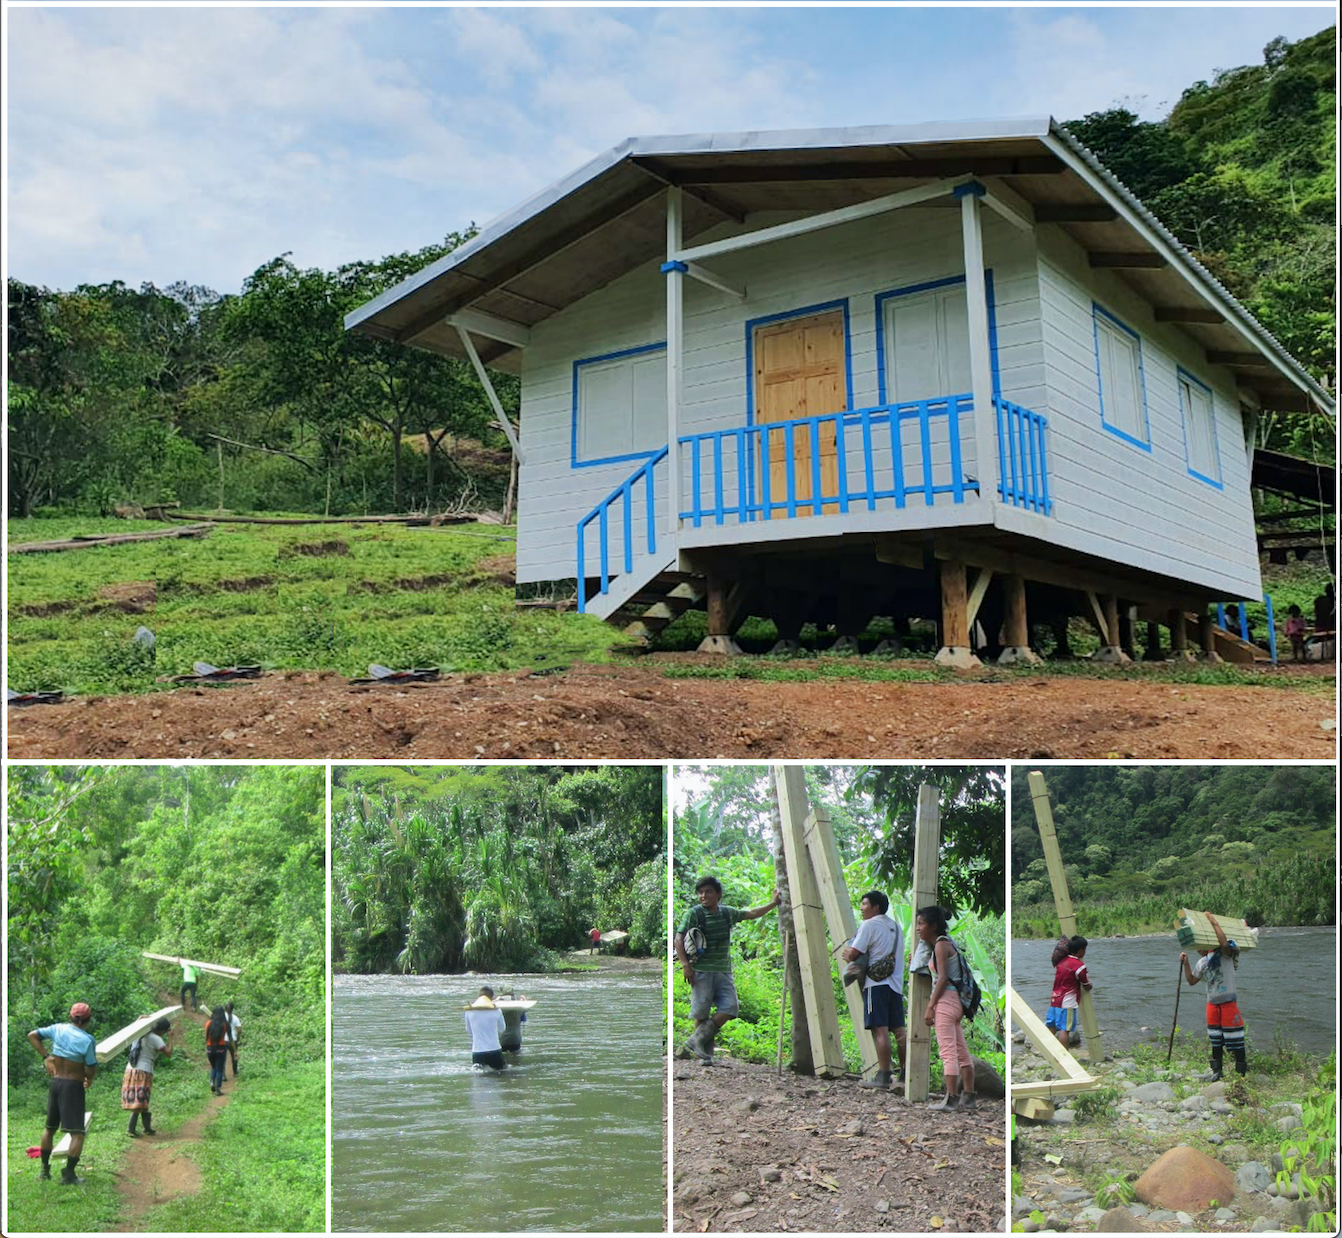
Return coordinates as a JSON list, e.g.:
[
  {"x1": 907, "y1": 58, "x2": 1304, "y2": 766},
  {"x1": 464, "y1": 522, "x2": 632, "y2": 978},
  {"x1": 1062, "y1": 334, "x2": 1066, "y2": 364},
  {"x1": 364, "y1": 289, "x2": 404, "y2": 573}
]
[{"x1": 9, "y1": 524, "x2": 214, "y2": 554}]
